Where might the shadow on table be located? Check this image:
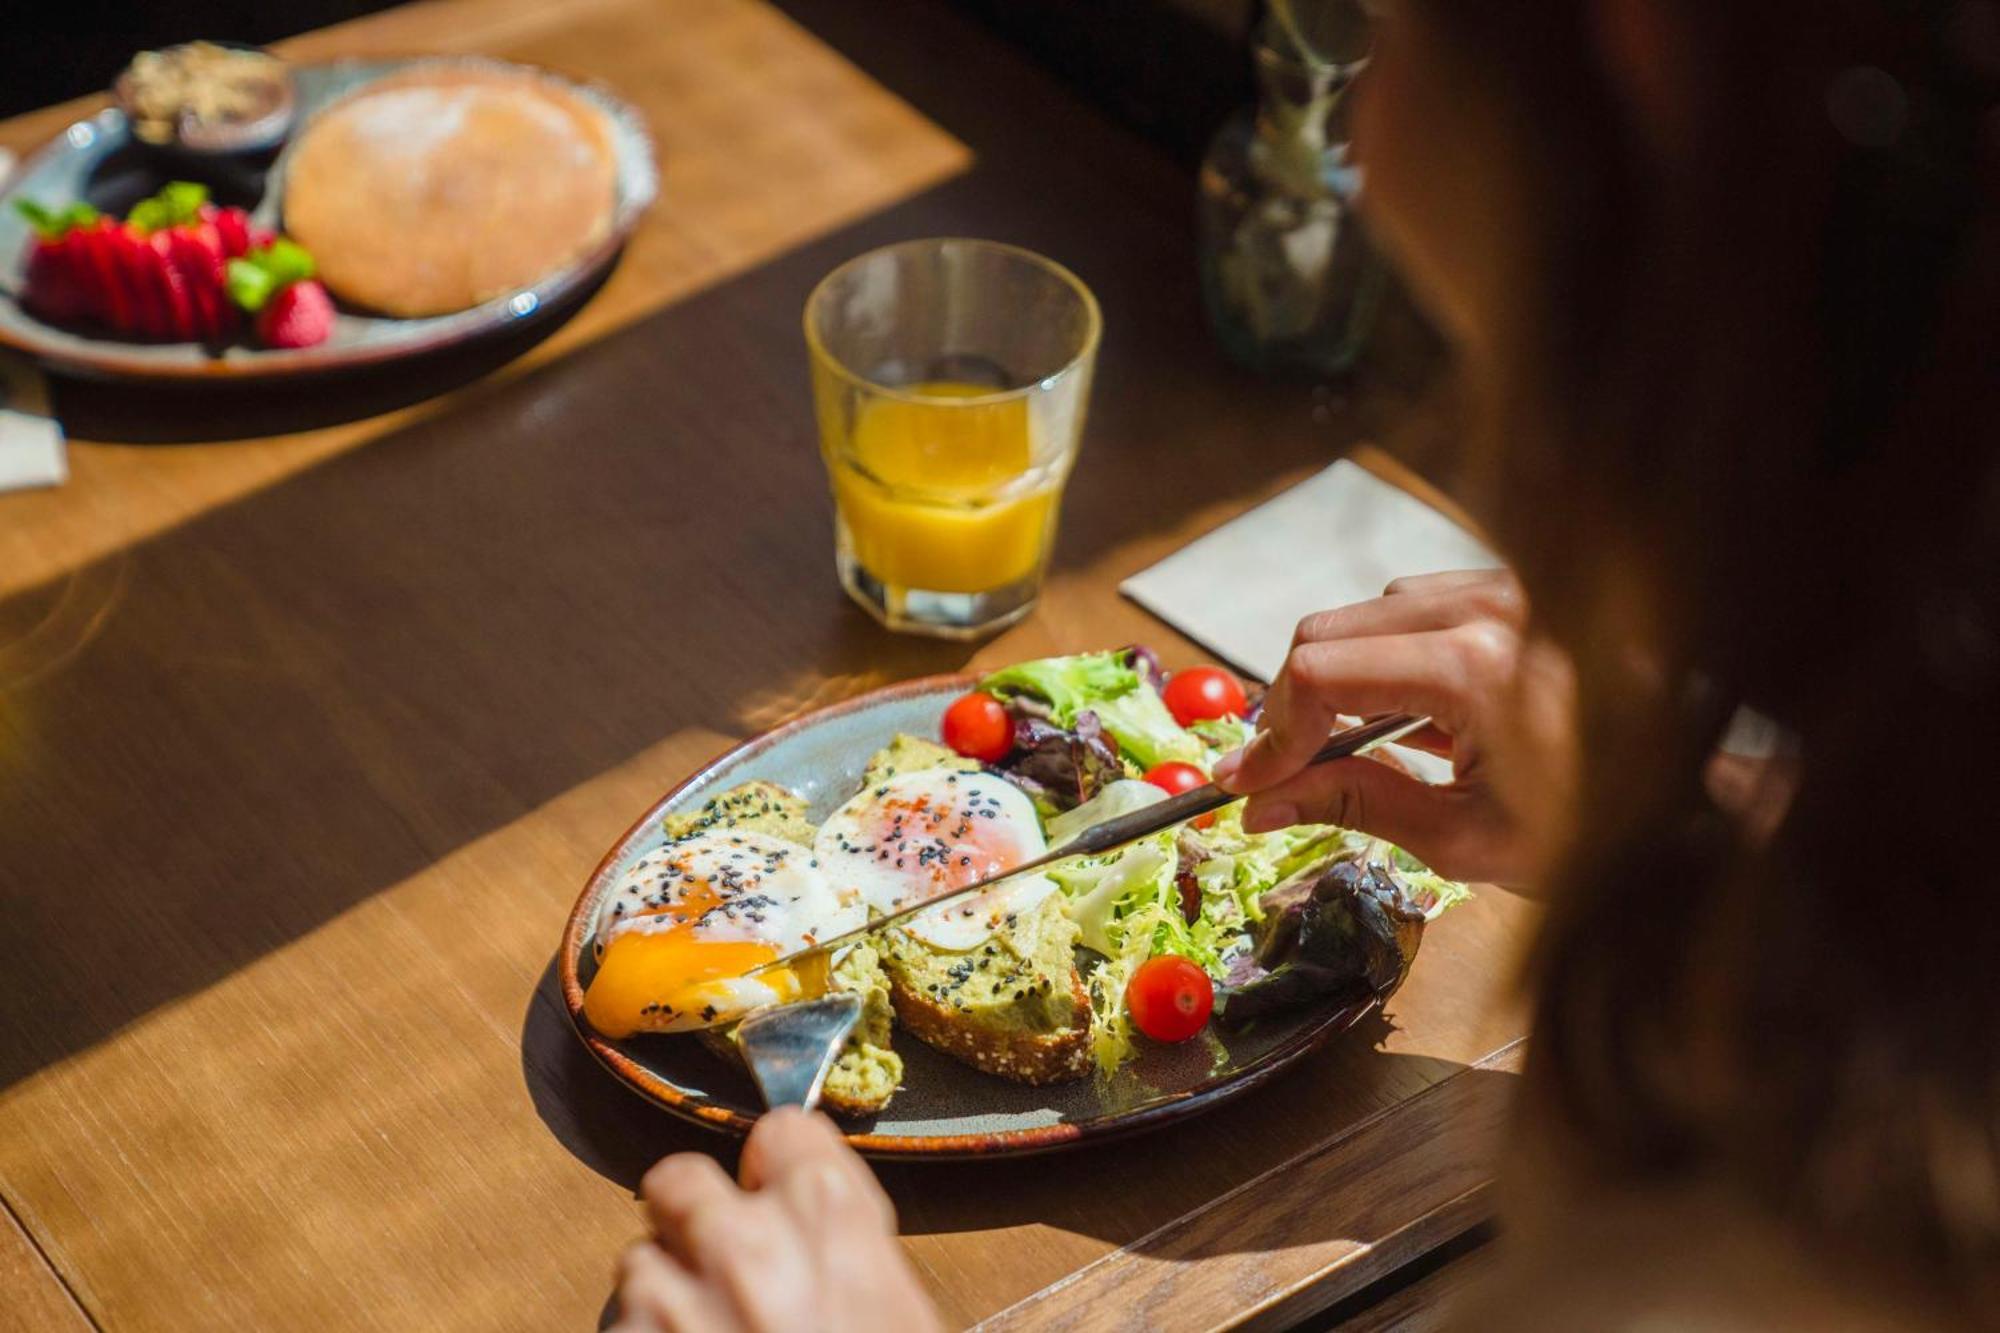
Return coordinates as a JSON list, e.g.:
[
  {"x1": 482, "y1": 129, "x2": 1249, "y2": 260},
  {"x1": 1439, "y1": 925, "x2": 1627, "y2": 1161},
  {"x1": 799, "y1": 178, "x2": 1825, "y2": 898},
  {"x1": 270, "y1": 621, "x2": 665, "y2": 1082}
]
[
  {"x1": 521, "y1": 954, "x2": 741, "y2": 1189},
  {"x1": 44, "y1": 263, "x2": 613, "y2": 444}
]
